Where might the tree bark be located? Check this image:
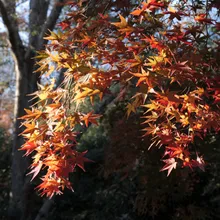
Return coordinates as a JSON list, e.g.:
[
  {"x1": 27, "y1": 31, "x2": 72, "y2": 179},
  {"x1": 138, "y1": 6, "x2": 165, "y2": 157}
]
[
  {"x1": 34, "y1": 198, "x2": 55, "y2": 220},
  {"x1": 0, "y1": 0, "x2": 64, "y2": 219}
]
